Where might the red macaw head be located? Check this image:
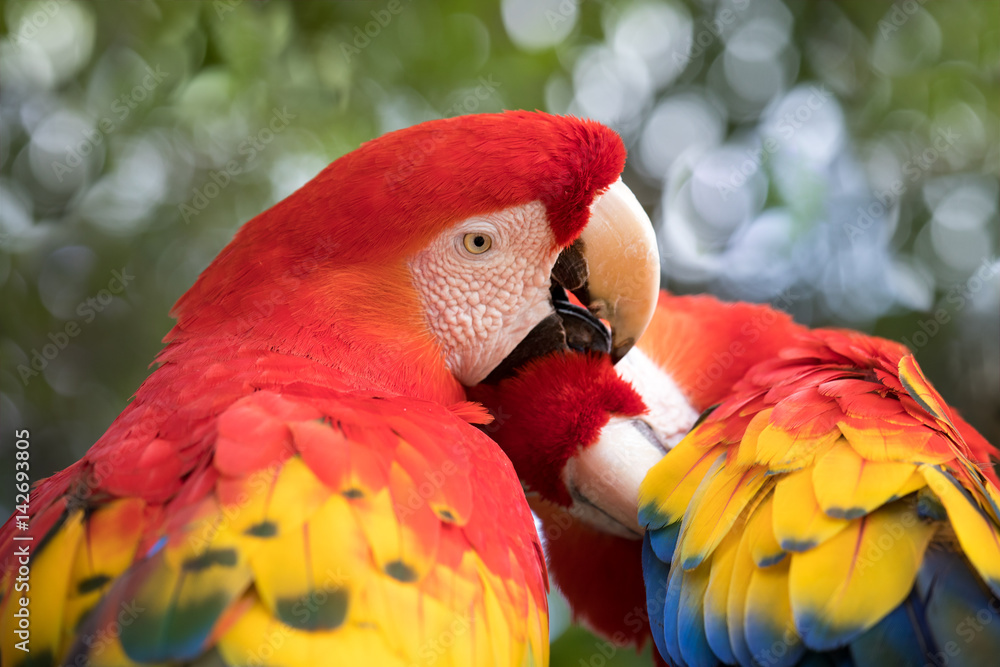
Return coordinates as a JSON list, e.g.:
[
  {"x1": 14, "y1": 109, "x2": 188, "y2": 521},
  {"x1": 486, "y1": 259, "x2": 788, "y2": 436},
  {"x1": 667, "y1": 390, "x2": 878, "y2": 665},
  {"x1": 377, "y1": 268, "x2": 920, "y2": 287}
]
[{"x1": 168, "y1": 111, "x2": 660, "y2": 401}]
